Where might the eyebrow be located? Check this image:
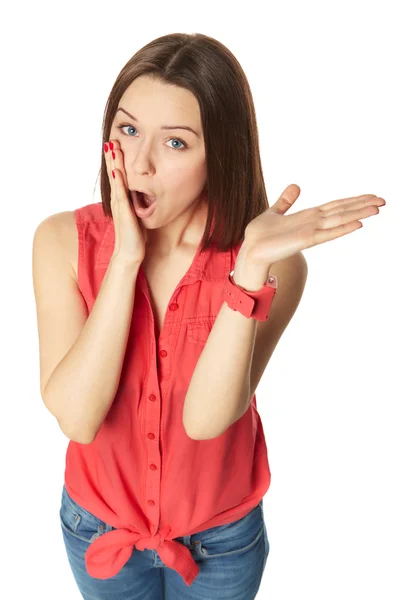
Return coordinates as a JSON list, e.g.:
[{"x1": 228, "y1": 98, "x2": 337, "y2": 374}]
[{"x1": 116, "y1": 107, "x2": 200, "y2": 137}]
